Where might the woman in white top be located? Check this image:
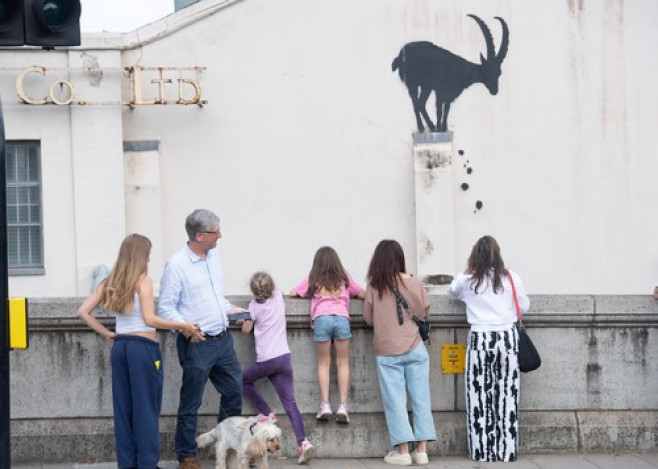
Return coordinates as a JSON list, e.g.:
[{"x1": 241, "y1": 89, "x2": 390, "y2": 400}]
[
  {"x1": 78, "y1": 234, "x2": 202, "y2": 469},
  {"x1": 447, "y1": 235, "x2": 529, "y2": 463}
]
